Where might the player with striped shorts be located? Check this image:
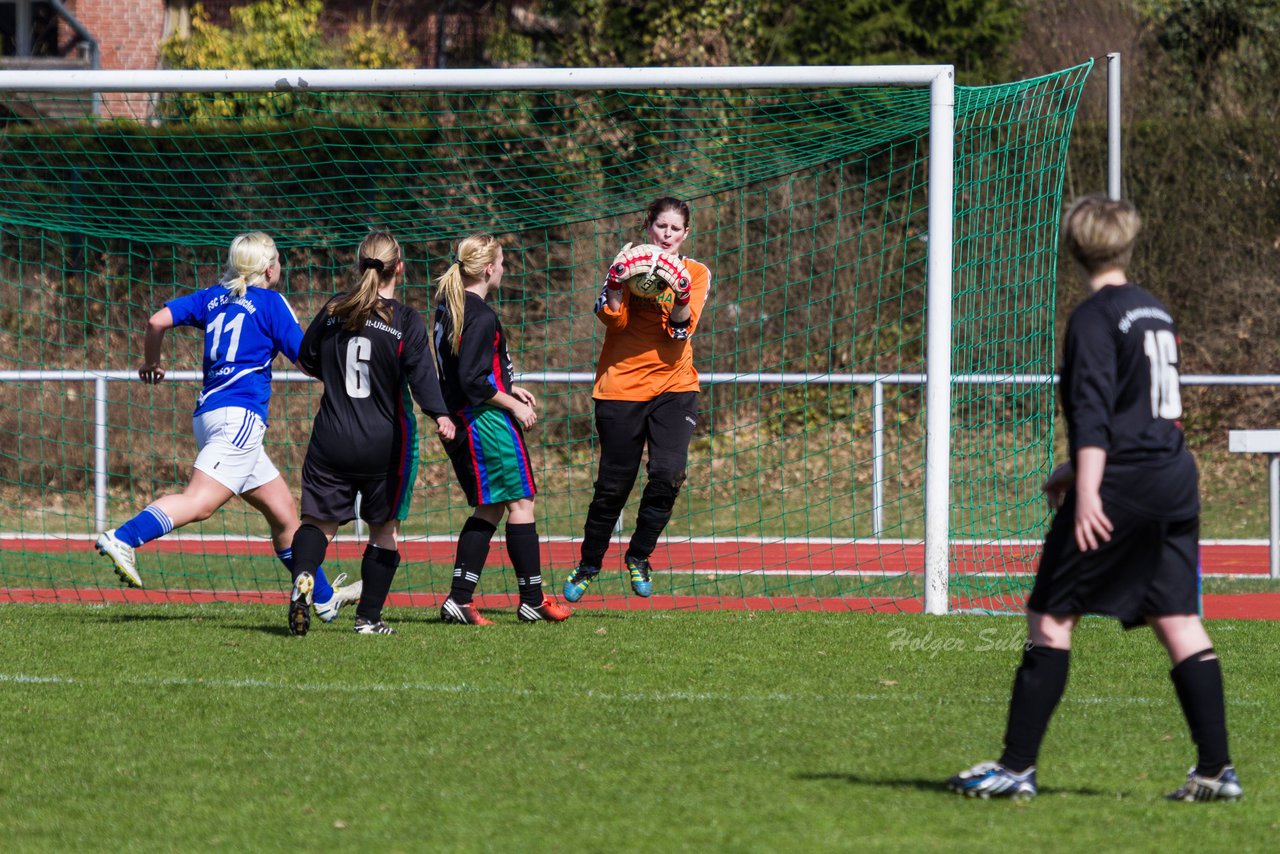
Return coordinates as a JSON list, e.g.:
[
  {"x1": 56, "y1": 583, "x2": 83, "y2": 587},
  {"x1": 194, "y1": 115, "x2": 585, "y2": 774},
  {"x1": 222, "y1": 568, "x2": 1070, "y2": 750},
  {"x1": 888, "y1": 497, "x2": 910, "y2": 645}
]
[
  {"x1": 285, "y1": 230, "x2": 456, "y2": 636},
  {"x1": 434, "y1": 234, "x2": 571, "y2": 624},
  {"x1": 95, "y1": 232, "x2": 360, "y2": 622}
]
